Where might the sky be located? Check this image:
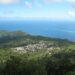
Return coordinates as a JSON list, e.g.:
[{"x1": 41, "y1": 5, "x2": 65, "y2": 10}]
[{"x1": 0, "y1": 0, "x2": 75, "y2": 21}]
